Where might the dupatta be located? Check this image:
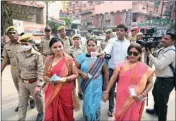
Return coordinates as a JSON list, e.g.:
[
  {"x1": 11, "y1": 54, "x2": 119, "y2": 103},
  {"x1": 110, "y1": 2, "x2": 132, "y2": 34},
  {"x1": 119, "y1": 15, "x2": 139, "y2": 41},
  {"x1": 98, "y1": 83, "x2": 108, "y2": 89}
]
[{"x1": 81, "y1": 57, "x2": 105, "y2": 93}]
